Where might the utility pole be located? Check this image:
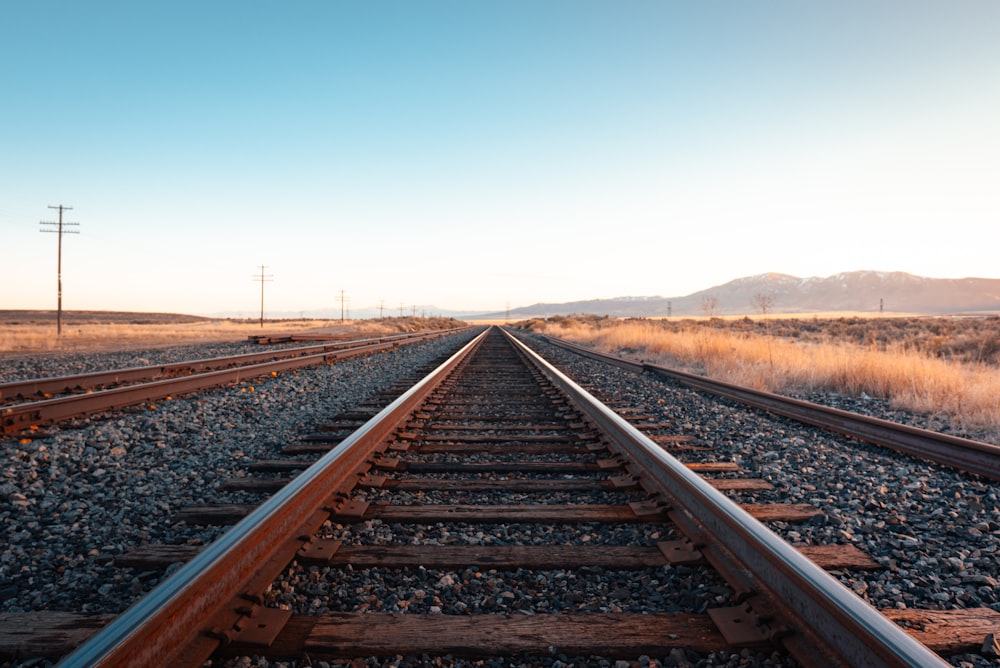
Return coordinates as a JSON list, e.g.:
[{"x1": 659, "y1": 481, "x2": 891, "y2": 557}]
[
  {"x1": 399, "y1": 303, "x2": 404, "y2": 317},
  {"x1": 40, "y1": 205, "x2": 80, "y2": 336},
  {"x1": 338, "y1": 289, "x2": 348, "y2": 322},
  {"x1": 378, "y1": 300, "x2": 385, "y2": 318},
  {"x1": 252, "y1": 265, "x2": 273, "y2": 328}
]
